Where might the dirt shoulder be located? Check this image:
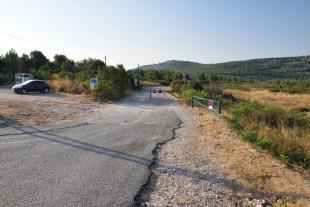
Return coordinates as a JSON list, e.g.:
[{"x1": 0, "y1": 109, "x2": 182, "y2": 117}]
[
  {"x1": 138, "y1": 107, "x2": 309, "y2": 206},
  {"x1": 0, "y1": 87, "x2": 103, "y2": 126}
]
